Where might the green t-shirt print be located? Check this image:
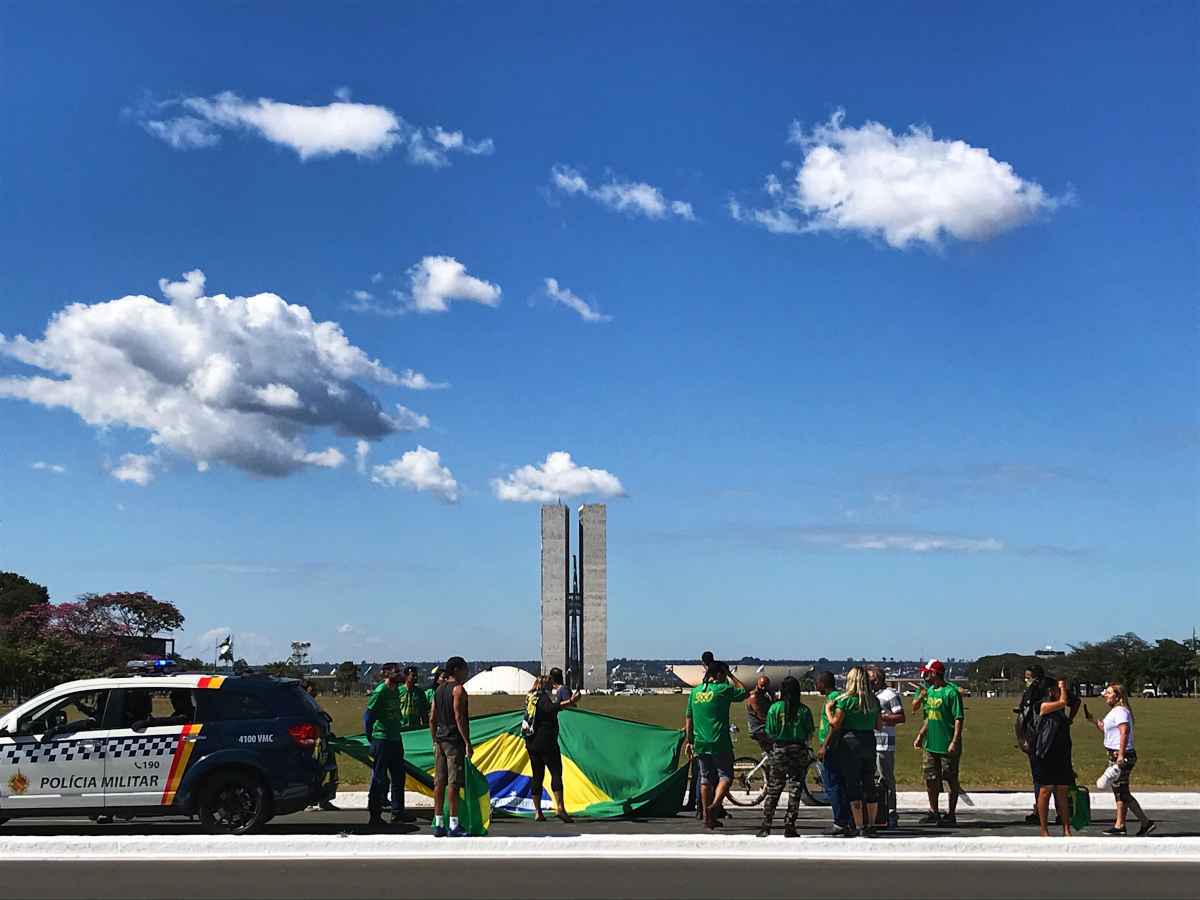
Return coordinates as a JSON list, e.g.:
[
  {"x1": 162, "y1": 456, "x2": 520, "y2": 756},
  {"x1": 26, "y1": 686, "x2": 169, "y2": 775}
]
[
  {"x1": 921, "y1": 684, "x2": 964, "y2": 754},
  {"x1": 687, "y1": 681, "x2": 749, "y2": 755},
  {"x1": 765, "y1": 700, "x2": 814, "y2": 743},
  {"x1": 817, "y1": 690, "x2": 839, "y2": 743},
  {"x1": 367, "y1": 682, "x2": 406, "y2": 741},
  {"x1": 834, "y1": 693, "x2": 878, "y2": 732}
]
